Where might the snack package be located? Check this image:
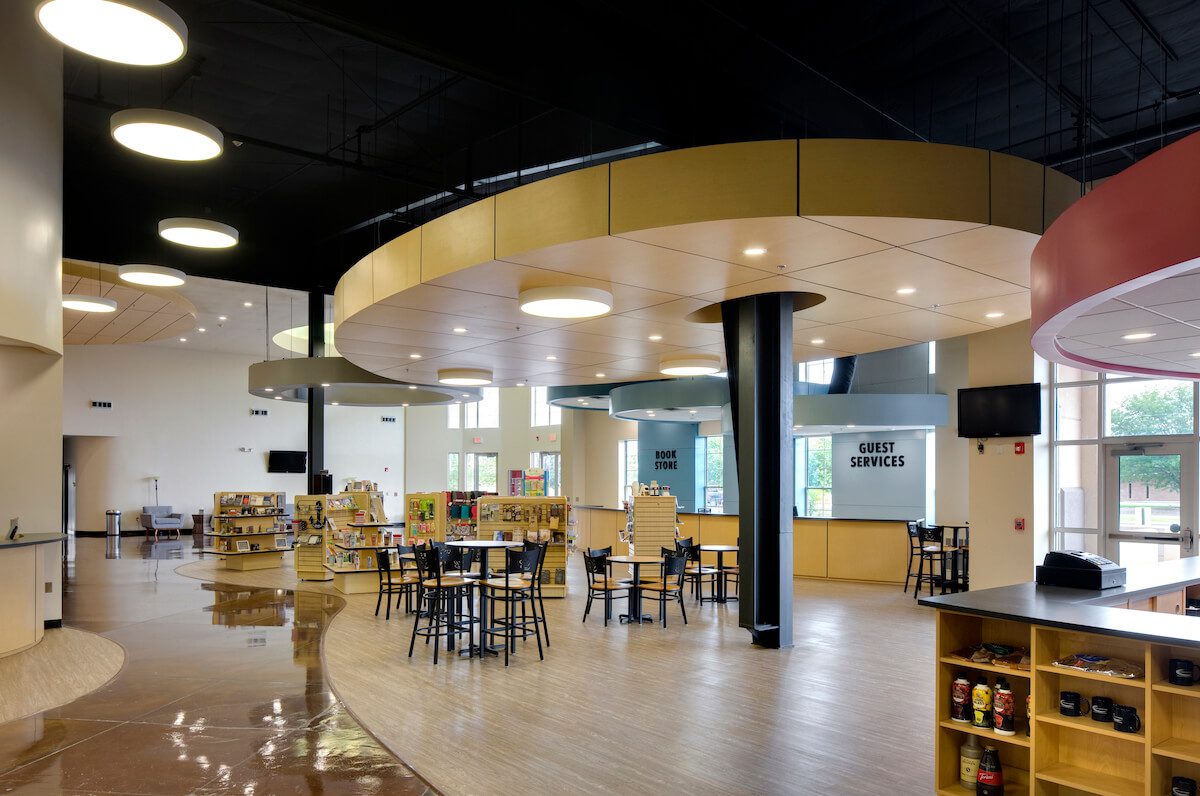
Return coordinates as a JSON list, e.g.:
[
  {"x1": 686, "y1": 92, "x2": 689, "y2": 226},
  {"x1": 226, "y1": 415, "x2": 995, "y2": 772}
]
[{"x1": 1051, "y1": 653, "x2": 1143, "y2": 679}]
